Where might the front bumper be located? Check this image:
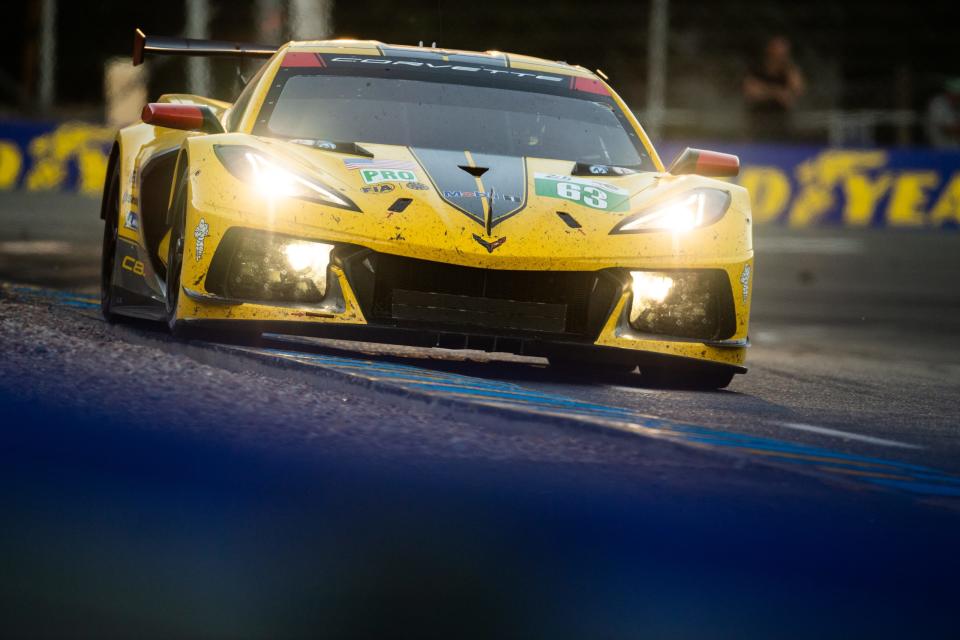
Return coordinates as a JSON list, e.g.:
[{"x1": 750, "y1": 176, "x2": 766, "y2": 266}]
[{"x1": 176, "y1": 224, "x2": 753, "y2": 371}]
